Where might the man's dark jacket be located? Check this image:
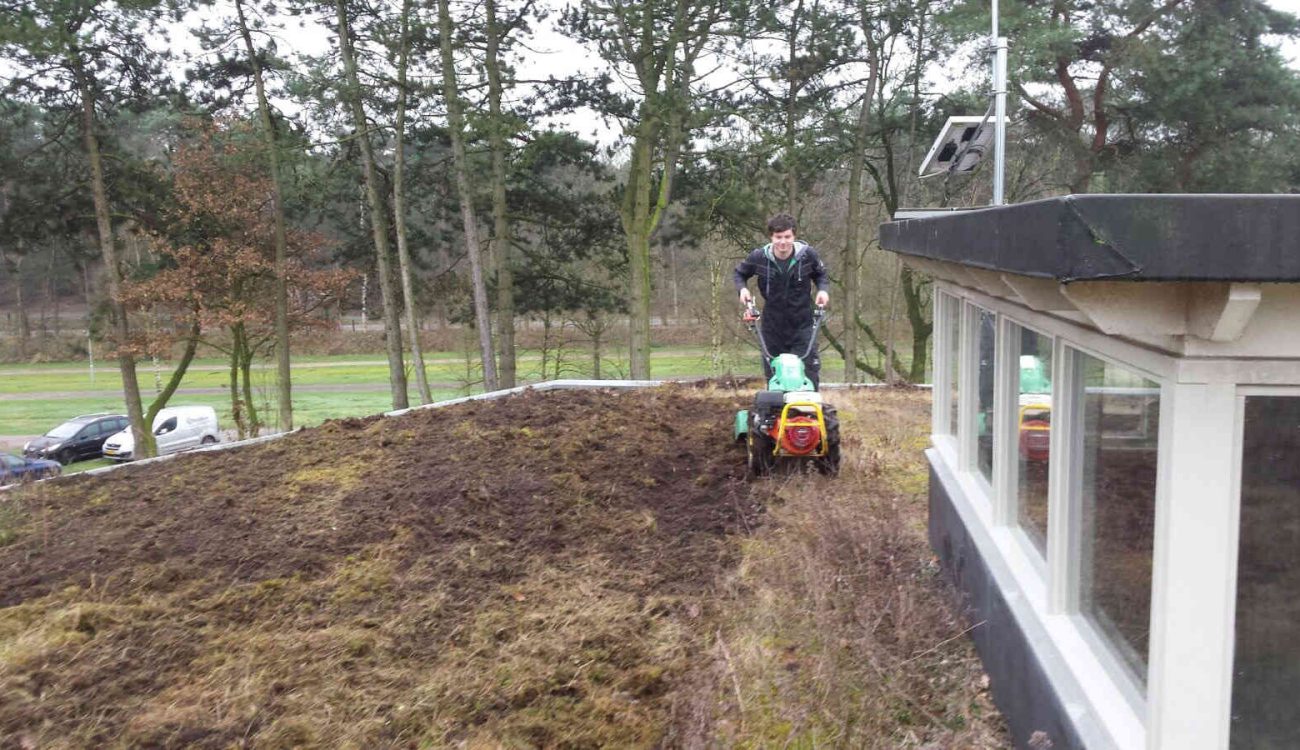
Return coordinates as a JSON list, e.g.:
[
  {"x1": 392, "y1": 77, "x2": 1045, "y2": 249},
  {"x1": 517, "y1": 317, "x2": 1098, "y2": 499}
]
[{"x1": 732, "y1": 241, "x2": 829, "y2": 339}]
